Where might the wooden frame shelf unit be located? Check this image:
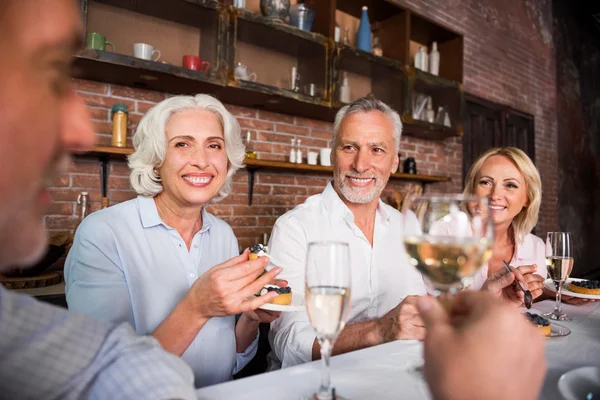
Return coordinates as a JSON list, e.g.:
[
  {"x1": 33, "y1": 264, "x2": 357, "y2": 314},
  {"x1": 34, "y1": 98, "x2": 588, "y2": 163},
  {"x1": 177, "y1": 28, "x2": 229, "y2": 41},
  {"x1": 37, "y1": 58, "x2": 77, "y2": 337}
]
[
  {"x1": 227, "y1": 7, "x2": 332, "y2": 105},
  {"x1": 83, "y1": 147, "x2": 450, "y2": 206},
  {"x1": 75, "y1": 0, "x2": 464, "y2": 142}
]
